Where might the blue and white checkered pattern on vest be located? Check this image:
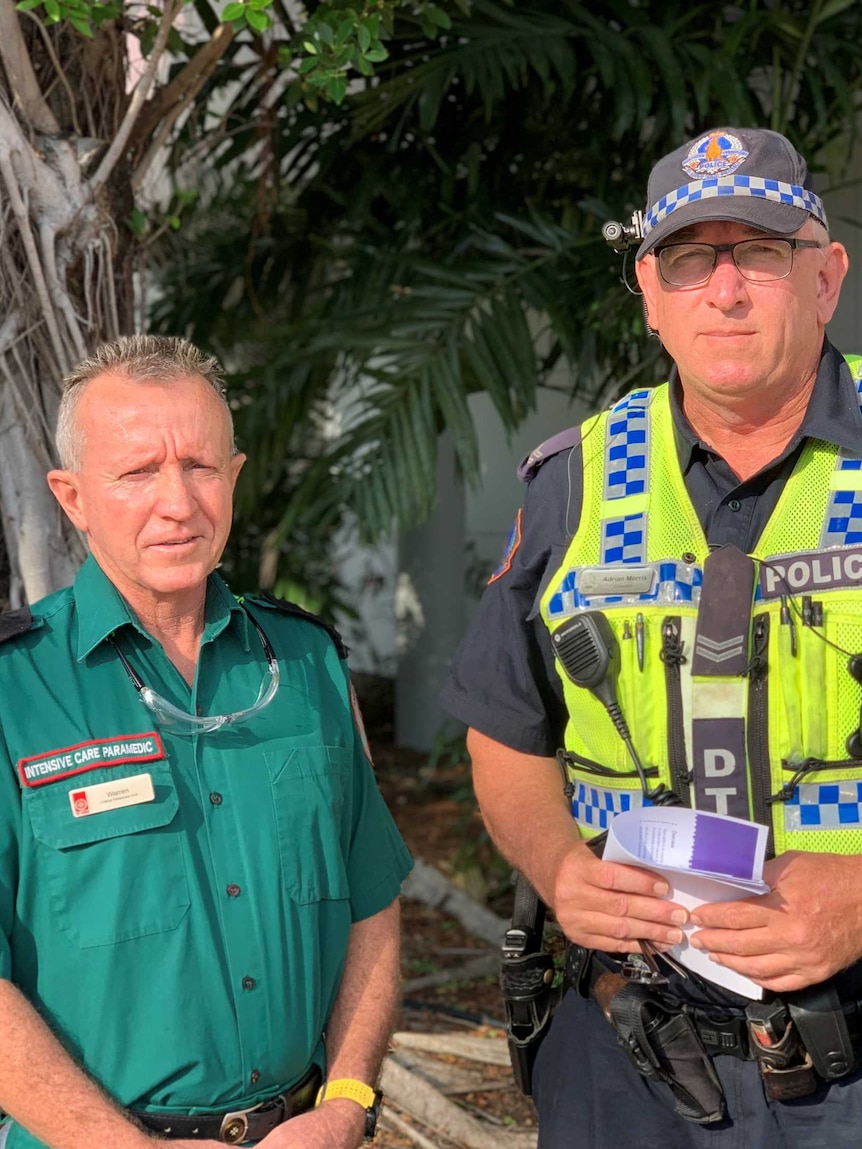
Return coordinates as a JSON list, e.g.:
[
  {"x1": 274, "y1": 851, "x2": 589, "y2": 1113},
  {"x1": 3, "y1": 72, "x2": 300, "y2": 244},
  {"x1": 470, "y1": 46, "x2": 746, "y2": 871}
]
[
  {"x1": 785, "y1": 781, "x2": 862, "y2": 831},
  {"x1": 545, "y1": 559, "x2": 703, "y2": 617},
  {"x1": 571, "y1": 781, "x2": 646, "y2": 829},
  {"x1": 644, "y1": 175, "x2": 827, "y2": 236},
  {"x1": 600, "y1": 389, "x2": 653, "y2": 565},
  {"x1": 821, "y1": 364, "x2": 862, "y2": 548}
]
